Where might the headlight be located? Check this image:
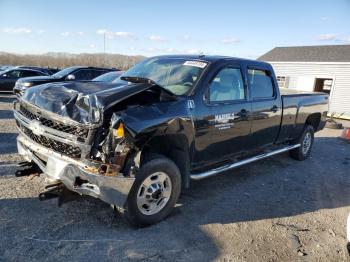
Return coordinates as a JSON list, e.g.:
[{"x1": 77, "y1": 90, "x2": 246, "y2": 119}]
[
  {"x1": 110, "y1": 114, "x2": 125, "y2": 139},
  {"x1": 23, "y1": 82, "x2": 33, "y2": 87},
  {"x1": 114, "y1": 123, "x2": 125, "y2": 138}
]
